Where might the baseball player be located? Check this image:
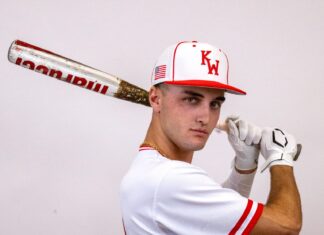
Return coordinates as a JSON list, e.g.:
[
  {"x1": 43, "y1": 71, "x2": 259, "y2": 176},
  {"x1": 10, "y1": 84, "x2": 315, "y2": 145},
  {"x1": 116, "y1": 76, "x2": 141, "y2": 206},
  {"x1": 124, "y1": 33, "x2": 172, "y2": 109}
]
[{"x1": 120, "y1": 41, "x2": 302, "y2": 234}]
